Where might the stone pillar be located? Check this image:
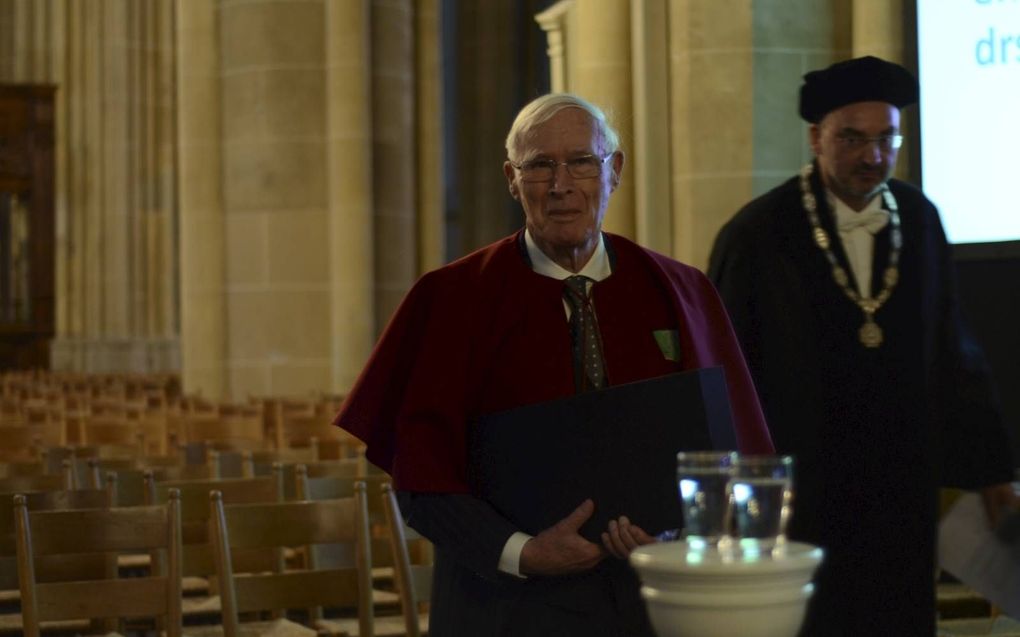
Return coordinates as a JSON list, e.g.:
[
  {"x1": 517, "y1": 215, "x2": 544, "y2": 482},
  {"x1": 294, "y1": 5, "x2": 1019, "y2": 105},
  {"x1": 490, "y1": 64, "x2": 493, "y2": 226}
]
[
  {"x1": 536, "y1": 1, "x2": 573, "y2": 92},
  {"x1": 852, "y1": 0, "x2": 907, "y2": 64},
  {"x1": 449, "y1": 1, "x2": 522, "y2": 255},
  {"x1": 49, "y1": 0, "x2": 67, "y2": 341},
  {"x1": 667, "y1": 0, "x2": 755, "y2": 268},
  {"x1": 570, "y1": 0, "x2": 635, "y2": 239},
  {"x1": 326, "y1": 0, "x2": 375, "y2": 392},
  {"x1": 371, "y1": 0, "x2": 417, "y2": 333},
  {"x1": 35, "y1": 0, "x2": 182, "y2": 373},
  {"x1": 0, "y1": 3, "x2": 12, "y2": 80},
  {"x1": 219, "y1": 0, "x2": 331, "y2": 397},
  {"x1": 416, "y1": 0, "x2": 445, "y2": 273},
  {"x1": 630, "y1": 0, "x2": 672, "y2": 255},
  {"x1": 152, "y1": 0, "x2": 177, "y2": 341},
  {"x1": 101, "y1": 0, "x2": 130, "y2": 341},
  {"x1": 177, "y1": 0, "x2": 225, "y2": 398},
  {"x1": 852, "y1": 0, "x2": 915, "y2": 182}
]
